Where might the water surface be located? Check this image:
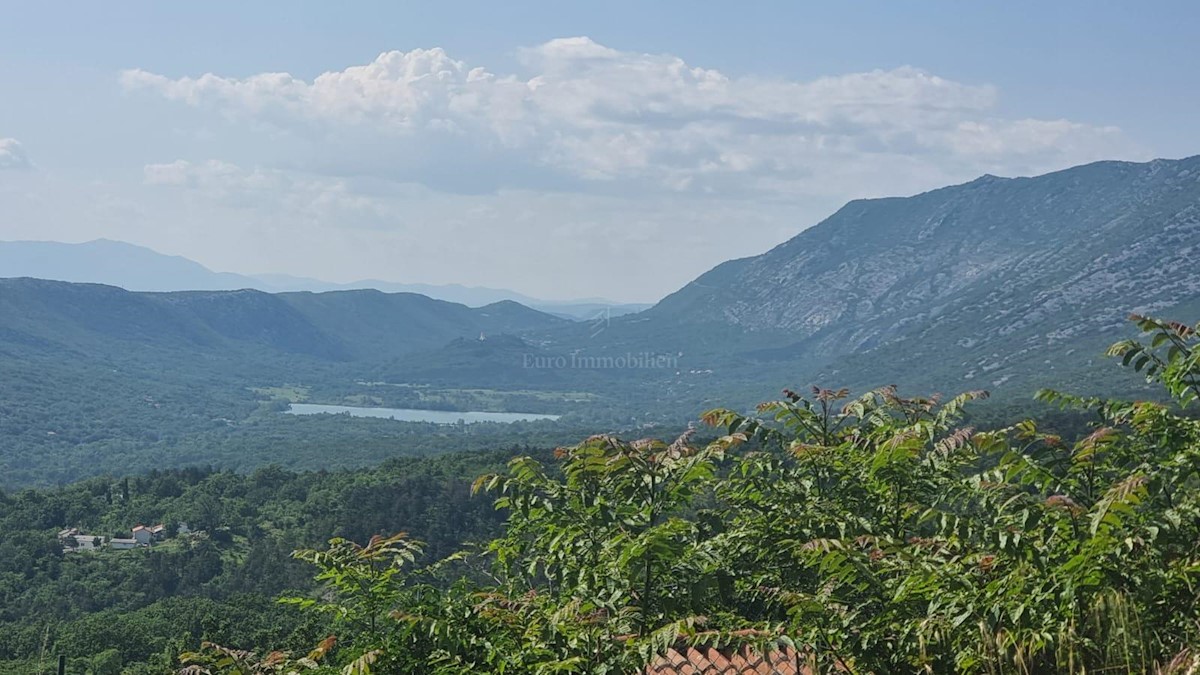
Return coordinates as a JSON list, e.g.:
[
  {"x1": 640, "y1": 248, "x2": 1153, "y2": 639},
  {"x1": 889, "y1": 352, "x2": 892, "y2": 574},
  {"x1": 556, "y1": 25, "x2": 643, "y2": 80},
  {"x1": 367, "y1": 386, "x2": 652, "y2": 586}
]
[{"x1": 286, "y1": 403, "x2": 560, "y2": 424}]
